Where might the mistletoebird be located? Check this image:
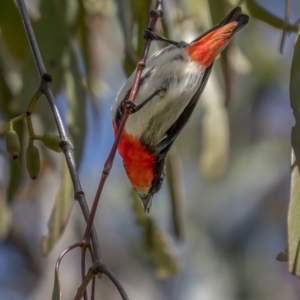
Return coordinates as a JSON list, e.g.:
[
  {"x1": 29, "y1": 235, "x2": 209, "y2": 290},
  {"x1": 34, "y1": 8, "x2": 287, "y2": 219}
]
[{"x1": 112, "y1": 7, "x2": 249, "y2": 212}]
